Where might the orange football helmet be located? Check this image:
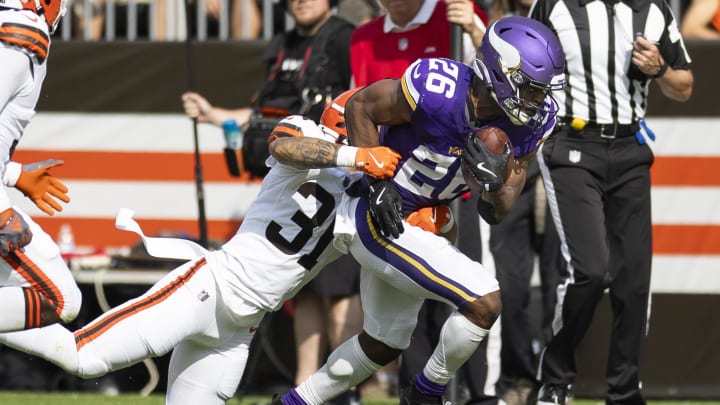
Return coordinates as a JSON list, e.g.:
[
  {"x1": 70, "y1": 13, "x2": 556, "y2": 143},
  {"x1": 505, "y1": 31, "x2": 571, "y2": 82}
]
[
  {"x1": 319, "y1": 87, "x2": 363, "y2": 145},
  {"x1": 41, "y1": 0, "x2": 69, "y2": 34},
  {"x1": 11, "y1": 0, "x2": 68, "y2": 34}
]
